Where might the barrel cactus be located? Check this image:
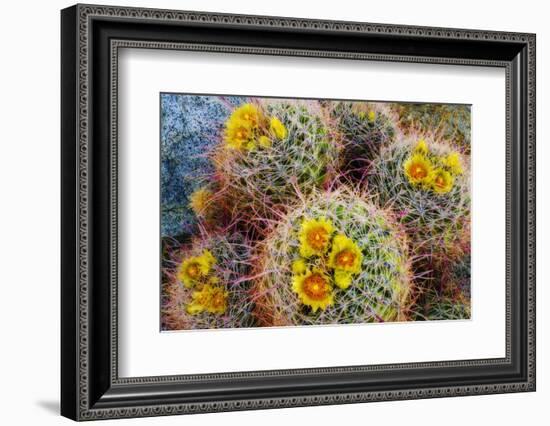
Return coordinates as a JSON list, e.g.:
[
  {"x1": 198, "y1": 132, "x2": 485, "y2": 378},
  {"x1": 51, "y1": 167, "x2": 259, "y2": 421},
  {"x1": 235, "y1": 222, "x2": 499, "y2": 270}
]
[
  {"x1": 161, "y1": 234, "x2": 255, "y2": 330},
  {"x1": 392, "y1": 103, "x2": 471, "y2": 155},
  {"x1": 211, "y1": 100, "x2": 341, "y2": 235},
  {"x1": 416, "y1": 250, "x2": 471, "y2": 320},
  {"x1": 368, "y1": 135, "x2": 470, "y2": 266},
  {"x1": 329, "y1": 101, "x2": 397, "y2": 182},
  {"x1": 252, "y1": 188, "x2": 413, "y2": 326}
]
